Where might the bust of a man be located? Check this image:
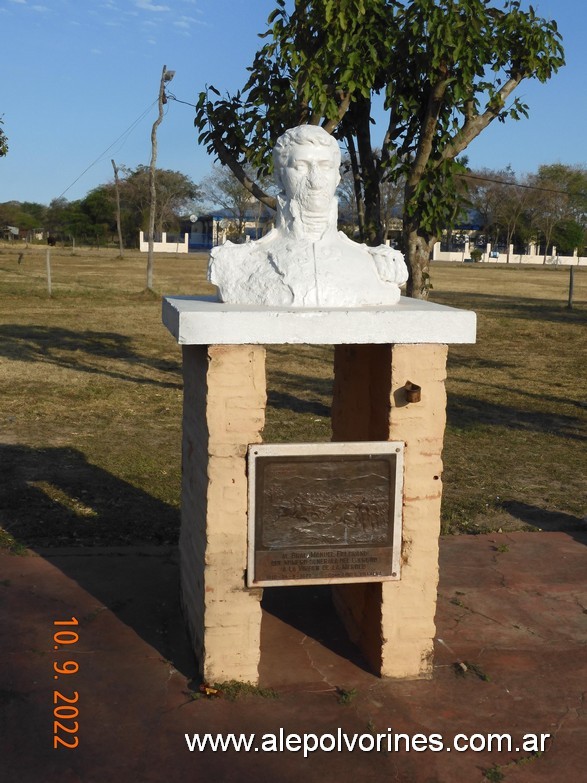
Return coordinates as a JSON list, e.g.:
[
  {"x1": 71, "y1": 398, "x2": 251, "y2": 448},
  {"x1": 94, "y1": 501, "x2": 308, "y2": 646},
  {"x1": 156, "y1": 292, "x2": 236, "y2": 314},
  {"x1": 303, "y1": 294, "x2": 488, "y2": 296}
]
[{"x1": 208, "y1": 125, "x2": 408, "y2": 307}]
